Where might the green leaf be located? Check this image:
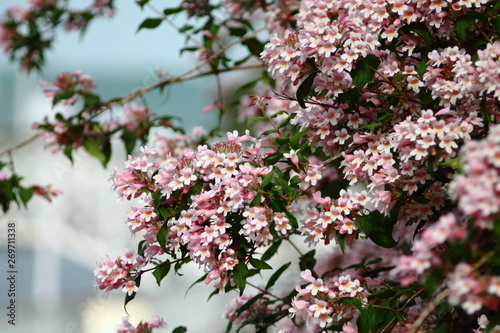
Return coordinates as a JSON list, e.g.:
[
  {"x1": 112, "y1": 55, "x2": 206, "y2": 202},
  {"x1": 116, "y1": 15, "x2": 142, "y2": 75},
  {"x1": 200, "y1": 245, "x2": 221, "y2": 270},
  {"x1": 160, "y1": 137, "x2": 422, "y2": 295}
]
[
  {"x1": 137, "y1": 240, "x2": 146, "y2": 257},
  {"x1": 357, "y1": 304, "x2": 376, "y2": 333},
  {"x1": 18, "y1": 187, "x2": 34, "y2": 207},
  {"x1": 83, "y1": 137, "x2": 111, "y2": 168},
  {"x1": 335, "y1": 233, "x2": 346, "y2": 254},
  {"x1": 184, "y1": 274, "x2": 207, "y2": 298},
  {"x1": 296, "y1": 72, "x2": 316, "y2": 108},
  {"x1": 137, "y1": 18, "x2": 163, "y2": 32},
  {"x1": 84, "y1": 93, "x2": 100, "y2": 110},
  {"x1": 260, "y1": 168, "x2": 275, "y2": 188},
  {"x1": 406, "y1": 22, "x2": 432, "y2": 45},
  {"x1": 340, "y1": 297, "x2": 363, "y2": 311},
  {"x1": 135, "y1": 0, "x2": 150, "y2": 8},
  {"x1": 247, "y1": 116, "x2": 268, "y2": 126},
  {"x1": 249, "y1": 258, "x2": 272, "y2": 270},
  {"x1": 124, "y1": 275, "x2": 141, "y2": 315},
  {"x1": 265, "y1": 262, "x2": 291, "y2": 290},
  {"x1": 172, "y1": 326, "x2": 187, "y2": 333},
  {"x1": 179, "y1": 24, "x2": 194, "y2": 33},
  {"x1": 455, "y1": 15, "x2": 476, "y2": 43},
  {"x1": 52, "y1": 91, "x2": 74, "y2": 106},
  {"x1": 417, "y1": 54, "x2": 429, "y2": 78},
  {"x1": 233, "y1": 263, "x2": 249, "y2": 294},
  {"x1": 355, "y1": 211, "x2": 398, "y2": 248},
  {"x1": 152, "y1": 261, "x2": 171, "y2": 286},
  {"x1": 351, "y1": 54, "x2": 381, "y2": 89},
  {"x1": 492, "y1": 17, "x2": 500, "y2": 35},
  {"x1": 156, "y1": 222, "x2": 169, "y2": 252},
  {"x1": 241, "y1": 37, "x2": 264, "y2": 57},
  {"x1": 63, "y1": 144, "x2": 74, "y2": 164},
  {"x1": 120, "y1": 129, "x2": 137, "y2": 155},
  {"x1": 261, "y1": 239, "x2": 282, "y2": 261},
  {"x1": 299, "y1": 250, "x2": 316, "y2": 272},
  {"x1": 163, "y1": 7, "x2": 185, "y2": 16}
]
